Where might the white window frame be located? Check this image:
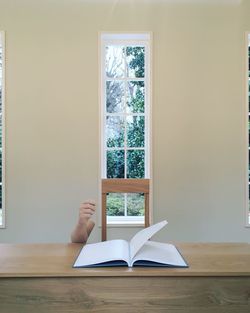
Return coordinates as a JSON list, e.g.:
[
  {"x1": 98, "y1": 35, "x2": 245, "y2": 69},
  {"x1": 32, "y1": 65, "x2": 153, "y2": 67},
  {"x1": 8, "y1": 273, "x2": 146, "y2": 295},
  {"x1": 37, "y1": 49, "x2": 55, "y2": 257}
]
[
  {"x1": 99, "y1": 32, "x2": 152, "y2": 226},
  {"x1": 0, "y1": 31, "x2": 5, "y2": 229}
]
